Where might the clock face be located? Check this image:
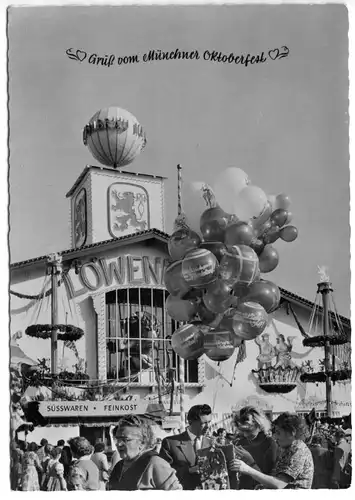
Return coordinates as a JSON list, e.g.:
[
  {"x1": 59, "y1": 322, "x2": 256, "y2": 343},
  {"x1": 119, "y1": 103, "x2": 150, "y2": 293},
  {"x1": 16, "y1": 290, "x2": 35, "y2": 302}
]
[{"x1": 74, "y1": 188, "x2": 87, "y2": 248}]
